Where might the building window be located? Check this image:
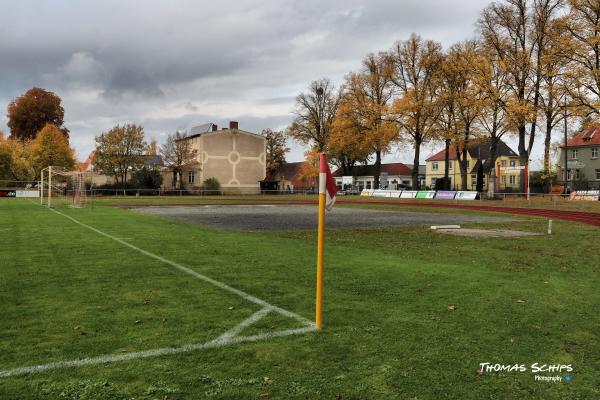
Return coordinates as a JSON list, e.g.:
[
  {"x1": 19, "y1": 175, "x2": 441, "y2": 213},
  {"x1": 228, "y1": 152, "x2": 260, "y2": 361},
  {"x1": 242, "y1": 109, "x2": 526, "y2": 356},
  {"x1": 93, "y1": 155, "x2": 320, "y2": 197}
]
[
  {"x1": 596, "y1": 169, "x2": 600, "y2": 180},
  {"x1": 592, "y1": 147, "x2": 598, "y2": 159},
  {"x1": 466, "y1": 160, "x2": 470, "y2": 168},
  {"x1": 188, "y1": 171, "x2": 195, "y2": 184},
  {"x1": 432, "y1": 161, "x2": 439, "y2": 171},
  {"x1": 501, "y1": 160, "x2": 507, "y2": 167},
  {"x1": 575, "y1": 169, "x2": 581, "y2": 180},
  {"x1": 502, "y1": 176, "x2": 507, "y2": 184},
  {"x1": 509, "y1": 160, "x2": 516, "y2": 167},
  {"x1": 471, "y1": 175, "x2": 477, "y2": 186},
  {"x1": 509, "y1": 175, "x2": 516, "y2": 185},
  {"x1": 366, "y1": 181, "x2": 372, "y2": 189},
  {"x1": 431, "y1": 178, "x2": 437, "y2": 187},
  {"x1": 571, "y1": 149, "x2": 578, "y2": 159},
  {"x1": 448, "y1": 162, "x2": 452, "y2": 170}
]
